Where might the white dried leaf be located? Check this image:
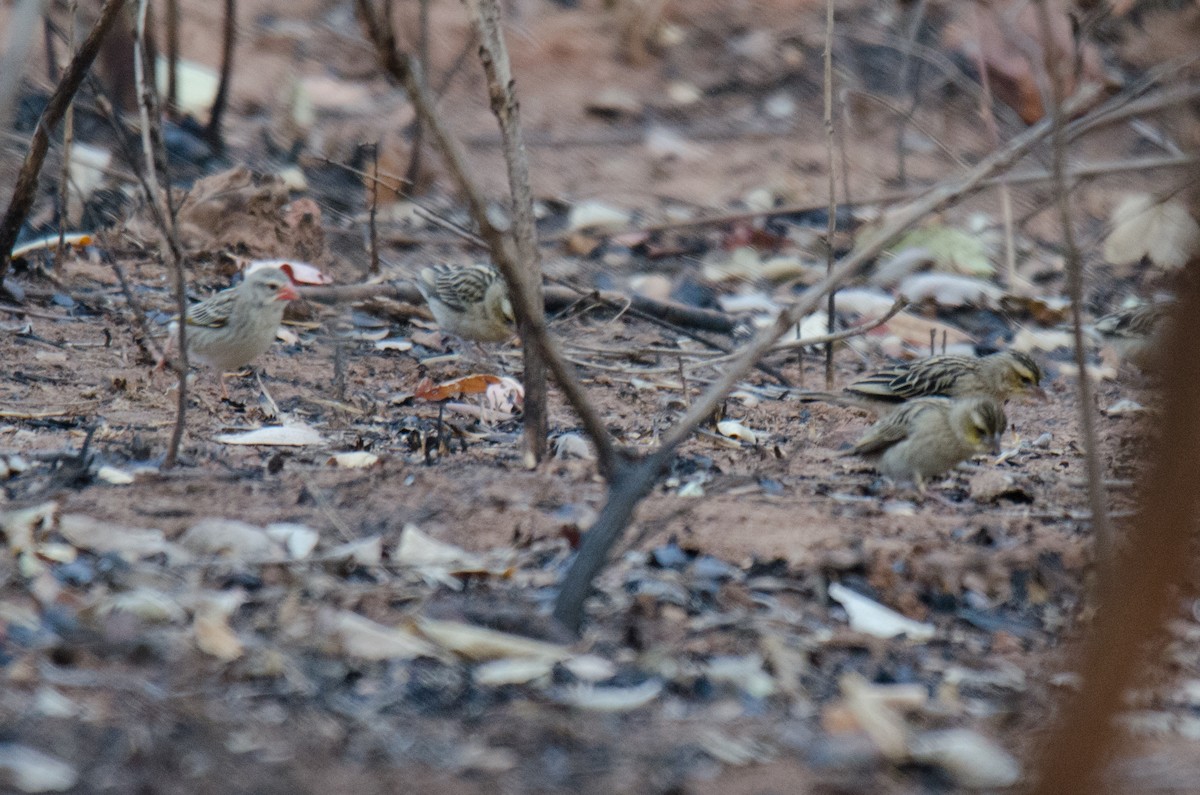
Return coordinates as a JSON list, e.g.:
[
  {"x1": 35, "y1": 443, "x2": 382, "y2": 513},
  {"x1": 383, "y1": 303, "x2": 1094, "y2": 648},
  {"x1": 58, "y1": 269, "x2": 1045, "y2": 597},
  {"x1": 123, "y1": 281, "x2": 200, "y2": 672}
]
[
  {"x1": 898, "y1": 272, "x2": 1003, "y2": 308},
  {"x1": 473, "y1": 657, "x2": 556, "y2": 686},
  {"x1": 34, "y1": 543, "x2": 76, "y2": 563},
  {"x1": 67, "y1": 143, "x2": 112, "y2": 206},
  {"x1": 100, "y1": 589, "x2": 188, "y2": 624},
  {"x1": 704, "y1": 654, "x2": 777, "y2": 699},
  {"x1": 247, "y1": 258, "x2": 331, "y2": 285},
  {"x1": 832, "y1": 287, "x2": 896, "y2": 316},
  {"x1": 1012, "y1": 327, "x2": 1072, "y2": 354},
  {"x1": 323, "y1": 609, "x2": 438, "y2": 661},
  {"x1": 567, "y1": 200, "x2": 629, "y2": 232},
  {"x1": 374, "y1": 338, "x2": 414, "y2": 352},
  {"x1": 326, "y1": 451, "x2": 380, "y2": 469},
  {"x1": 553, "y1": 433, "x2": 595, "y2": 461},
  {"x1": 325, "y1": 536, "x2": 383, "y2": 568},
  {"x1": 0, "y1": 744, "x2": 78, "y2": 792},
  {"x1": 0, "y1": 502, "x2": 57, "y2": 553},
  {"x1": 193, "y1": 610, "x2": 245, "y2": 662},
  {"x1": 57, "y1": 514, "x2": 176, "y2": 561},
  {"x1": 395, "y1": 524, "x2": 484, "y2": 570},
  {"x1": 562, "y1": 654, "x2": 616, "y2": 682},
  {"x1": 32, "y1": 687, "x2": 80, "y2": 719},
  {"x1": 716, "y1": 420, "x2": 758, "y2": 445},
  {"x1": 95, "y1": 465, "x2": 135, "y2": 485},
  {"x1": 1104, "y1": 193, "x2": 1200, "y2": 269},
  {"x1": 829, "y1": 583, "x2": 935, "y2": 641},
  {"x1": 840, "y1": 672, "x2": 910, "y2": 762},
  {"x1": 416, "y1": 617, "x2": 571, "y2": 663},
  {"x1": 909, "y1": 729, "x2": 1020, "y2": 788},
  {"x1": 214, "y1": 424, "x2": 324, "y2": 447},
  {"x1": 180, "y1": 519, "x2": 278, "y2": 559},
  {"x1": 0, "y1": 454, "x2": 29, "y2": 480},
  {"x1": 552, "y1": 679, "x2": 663, "y2": 712},
  {"x1": 265, "y1": 523, "x2": 320, "y2": 559},
  {"x1": 155, "y1": 57, "x2": 218, "y2": 119}
]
